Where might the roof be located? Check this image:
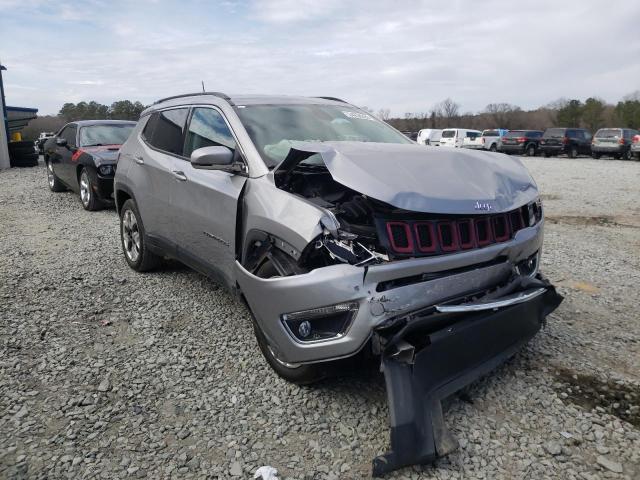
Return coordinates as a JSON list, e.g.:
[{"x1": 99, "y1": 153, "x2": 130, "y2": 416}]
[
  {"x1": 68, "y1": 120, "x2": 138, "y2": 126},
  {"x1": 6, "y1": 106, "x2": 38, "y2": 132},
  {"x1": 145, "y1": 93, "x2": 348, "y2": 114}
]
